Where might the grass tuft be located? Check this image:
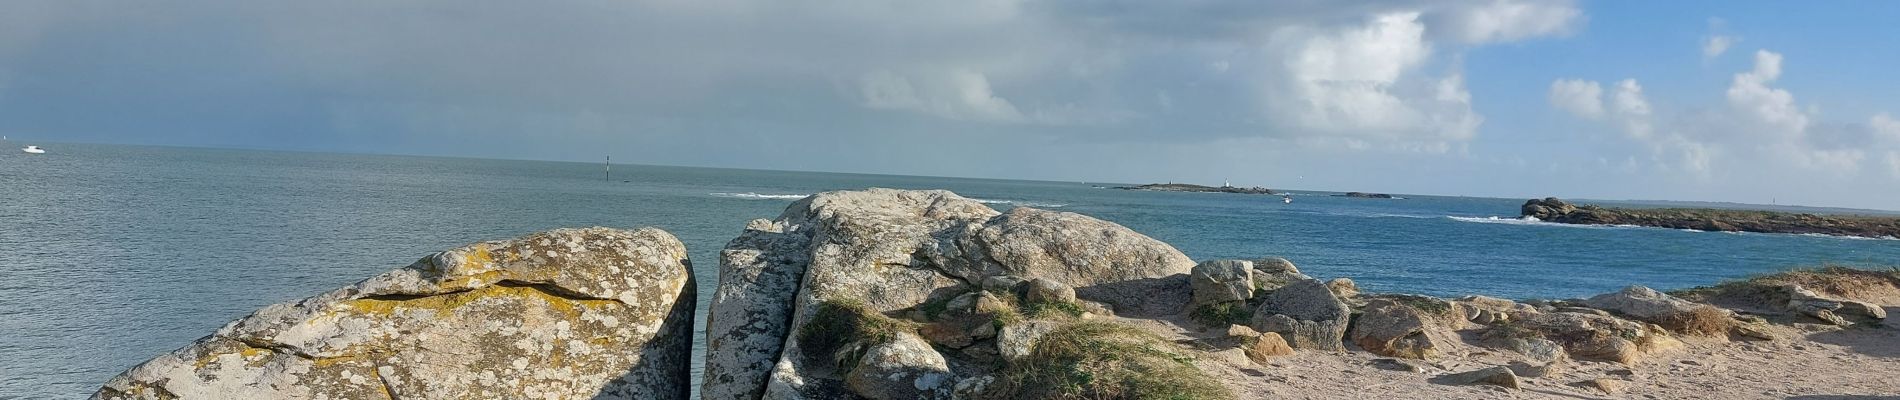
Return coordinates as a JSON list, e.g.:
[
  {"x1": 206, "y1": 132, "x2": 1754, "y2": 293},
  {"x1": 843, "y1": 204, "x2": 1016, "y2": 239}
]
[
  {"x1": 797, "y1": 298, "x2": 917, "y2": 373},
  {"x1": 1658, "y1": 305, "x2": 1734, "y2": 337},
  {"x1": 1188, "y1": 302, "x2": 1251, "y2": 327},
  {"x1": 999, "y1": 322, "x2": 1233, "y2": 400}
]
